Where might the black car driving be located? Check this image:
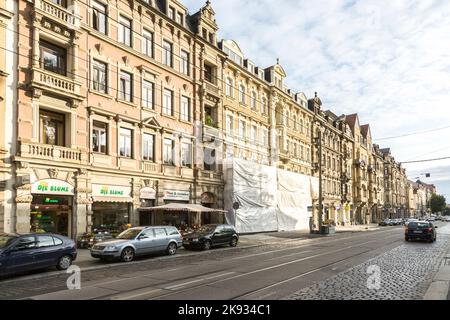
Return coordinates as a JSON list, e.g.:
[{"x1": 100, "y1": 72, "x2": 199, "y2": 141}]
[
  {"x1": 405, "y1": 221, "x2": 437, "y2": 242},
  {"x1": 0, "y1": 233, "x2": 77, "y2": 277},
  {"x1": 183, "y1": 224, "x2": 239, "y2": 250}
]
